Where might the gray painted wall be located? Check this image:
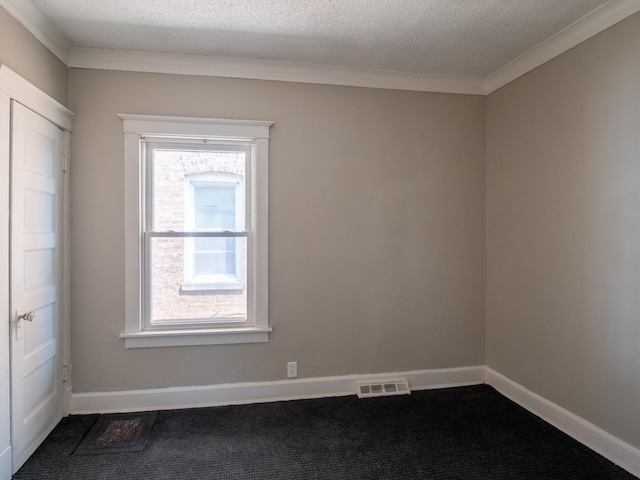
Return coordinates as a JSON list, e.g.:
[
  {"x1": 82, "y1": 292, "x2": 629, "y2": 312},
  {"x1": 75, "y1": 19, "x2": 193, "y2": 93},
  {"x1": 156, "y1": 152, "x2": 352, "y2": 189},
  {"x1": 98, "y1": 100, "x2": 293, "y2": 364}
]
[
  {"x1": 68, "y1": 69, "x2": 487, "y2": 392},
  {"x1": 486, "y1": 13, "x2": 640, "y2": 449}
]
